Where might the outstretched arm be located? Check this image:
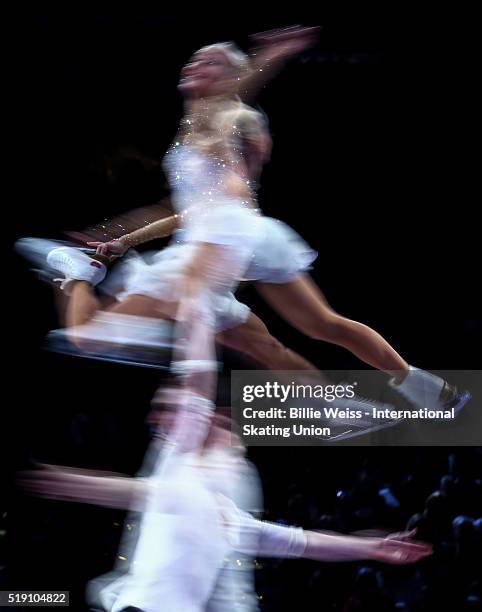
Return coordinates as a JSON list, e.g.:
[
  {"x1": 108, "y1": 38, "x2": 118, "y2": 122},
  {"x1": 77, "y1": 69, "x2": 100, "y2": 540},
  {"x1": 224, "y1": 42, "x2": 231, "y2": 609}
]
[
  {"x1": 235, "y1": 512, "x2": 432, "y2": 564},
  {"x1": 68, "y1": 196, "x2": 174, "y2": 242},
  {"x1": 237, "y1": 26, "x2": 319, "y2": 102},
  {"x1": 18, "y1": 467, "x2": 152, "y2": 511},
  {"x1": 302, "y1": 529, "x2": 432, "y2": 564},
  {"x1": 65, "y1": 196, "x2": 180, "y2": 257},
  {"x1": 87, "y1": 213, "x2": 180, "y2": 256}
]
